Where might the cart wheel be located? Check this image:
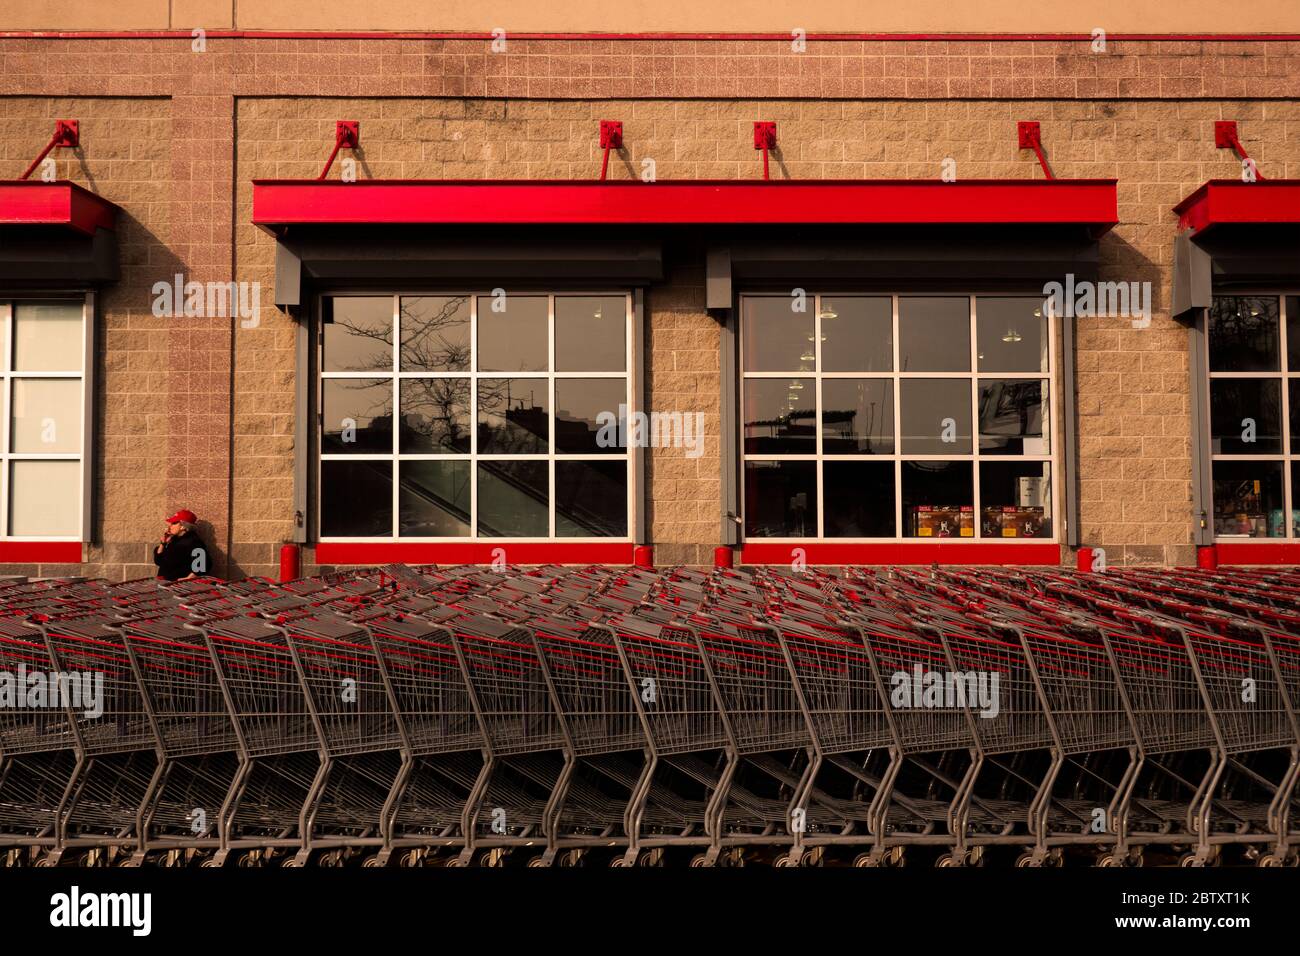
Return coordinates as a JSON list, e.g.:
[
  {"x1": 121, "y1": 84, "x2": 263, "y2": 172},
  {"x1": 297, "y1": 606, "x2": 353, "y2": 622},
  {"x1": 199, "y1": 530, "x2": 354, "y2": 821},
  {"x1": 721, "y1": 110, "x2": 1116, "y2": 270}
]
[
  {"x1": 773, "y1": 856, "x2": 798, "y2": 868},
  {"x1": 318, "y1": 851, "x2": 343, "y2": 868},
  {"x1": 1256, "y1": 854, "x2": 1282, "y2": 868},
  {"x1": 636, "y1": 850, "x2": 663, "y2": 868},
  {"x1": 609, "y1": 857, "x2": 630, "y2": 868},
  {"x1": 281, "y1": 858, "x2": 304, "y2": 868},
  {"x1": 444, "y1": 858, "x2": 466, "y2": 867},
  {"x1": 1178, "y1": 853, "x2": 1203, "y2": 868},
  {"x1": 852, "y1": 852, "x2": 880, "y2": 868},
  {"x1": 1014, "y1": 853, "x2": 1038, "y2": 868},
  {"x1": 526, "y1": 857, "x2": 549, "y2": 868},
  {"x1": 399, "y1": 850, "x2": 423, "y2": 868},
  {"x1": 688, "y1": 853, "x2": 711, "y2": 868},
  {"x1": 361, "y1": 855, "x2": 386, "y2": 868},
  {"x1": 199, "y1": 858, "x2": 223, "y2": 868},
  {"x1": 1094, "y1": 854, "x2": 1119, "y2": 868},
  {"x1": 934, "y1": 853, "x2": 959, "y2": 868},
  {"x1": 33, "y1": 856, "x2": 56, "y2": 868},
  {"x1": 886, "y1": 846, "x2": 906, "y2": 868}
]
